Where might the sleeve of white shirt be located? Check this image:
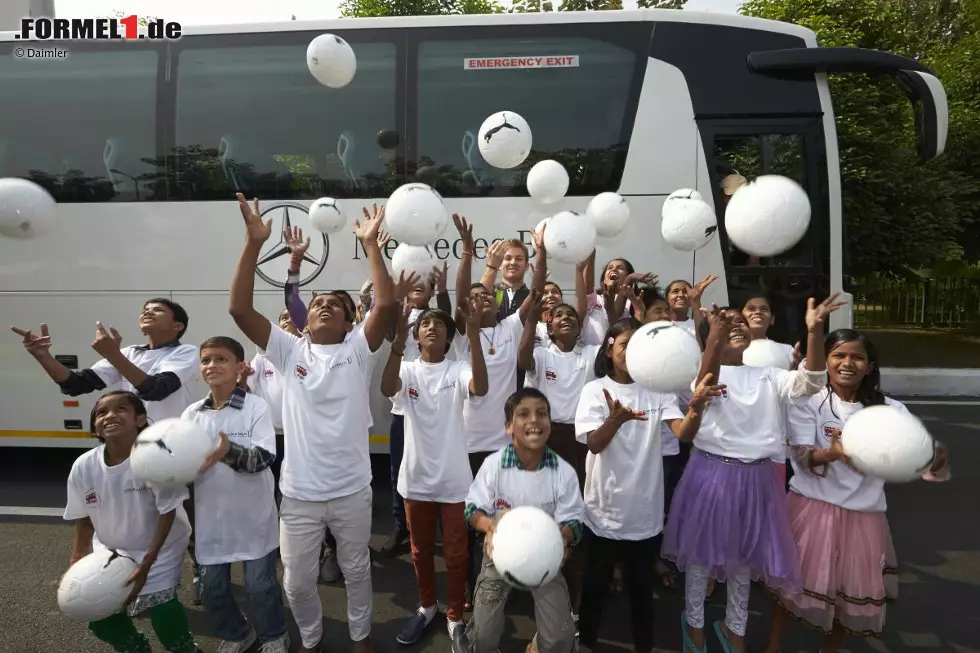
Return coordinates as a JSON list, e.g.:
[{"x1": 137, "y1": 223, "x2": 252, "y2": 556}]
[
  {"x1": 151, "y1": 481, "x2": 189, "y2": 514},
  {"x1": 504, "y1": 312, "x2": 524, "y2": 340},
  {"x1": 786, "y1": 395, "x2": 819, "y2": 446},
  {"x1": 464, "y1": 458, "x2": 498, "y2": 517},
  {"x1": 884, "y1": 397, "x2": 912, "y2": 415},
  {"x1": 249, "y1": 396, "x2": 277, "y2": 456},
  {"x1": 772, "y1": 362, "x2": 827, "y2": 401},
  {"x1": 553, "y1": 463, "x2": 586, "y2": 524},
  {"x1": 63, "y1": 459, "x2": 89, "y2": 521},
  {"x1": 580, "y1": 315, "x2": 605, "y2": 347},
  {"x1": 347, "y1": 324, "x2": 373, "y2": 364},
  {"x1": 456, "y1": 362, "x2": 474, "y2": 400},
  {"x1": 89, "y1": 353, "x2": 125, "y2": 387},
  {"x1": 528, "y1": 348, "x2": 548, "y2": 378},
  {"x1": 659, "y1": 392, "x2": 685, "y2": 423},
  {"x1": 264, "y1": 325, "x2": 300, "y2": 374},
  {"x1": 249, "y1": 354, "x2": 267, "y2": 398},
  {"x1": 156, "y1": 345, "x2": 201, "y2": 386},
  {"x1": 395, "y1": 362, "x2": 414, "y2": 405},
  {"x1": 574, "y1": 382, "x2": 607, "y2": 443}
]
